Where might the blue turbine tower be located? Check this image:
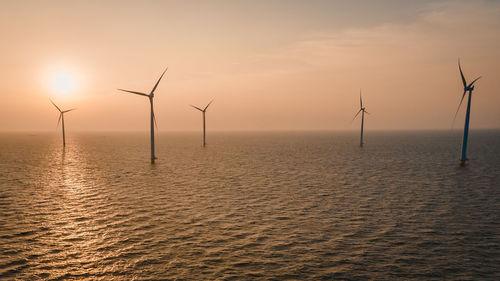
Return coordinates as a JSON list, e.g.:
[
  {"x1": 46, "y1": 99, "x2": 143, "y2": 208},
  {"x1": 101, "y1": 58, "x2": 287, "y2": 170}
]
[{"x1": 454, "y1": 59, "x2": 481, "y2": 166}]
